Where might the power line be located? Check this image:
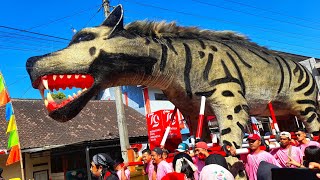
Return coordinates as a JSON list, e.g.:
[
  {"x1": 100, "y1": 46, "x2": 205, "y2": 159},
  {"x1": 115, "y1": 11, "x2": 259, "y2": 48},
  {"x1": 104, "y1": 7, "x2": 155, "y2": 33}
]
[
  {"x1": 191, "y1": 0, "x2": 320, "y2": 31},
  {"x1": 27, "y1": 4, "x2": 101, "y2": 30},
  {"x1": 123, "y1": 0, "x2": 320, "y2": 41},
  {"x1": 221, "y1": 0, "x2": 320, "y2": 26},
  {"x1": 0, "y1": 25, "x2": 70, "y2": 41}
]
